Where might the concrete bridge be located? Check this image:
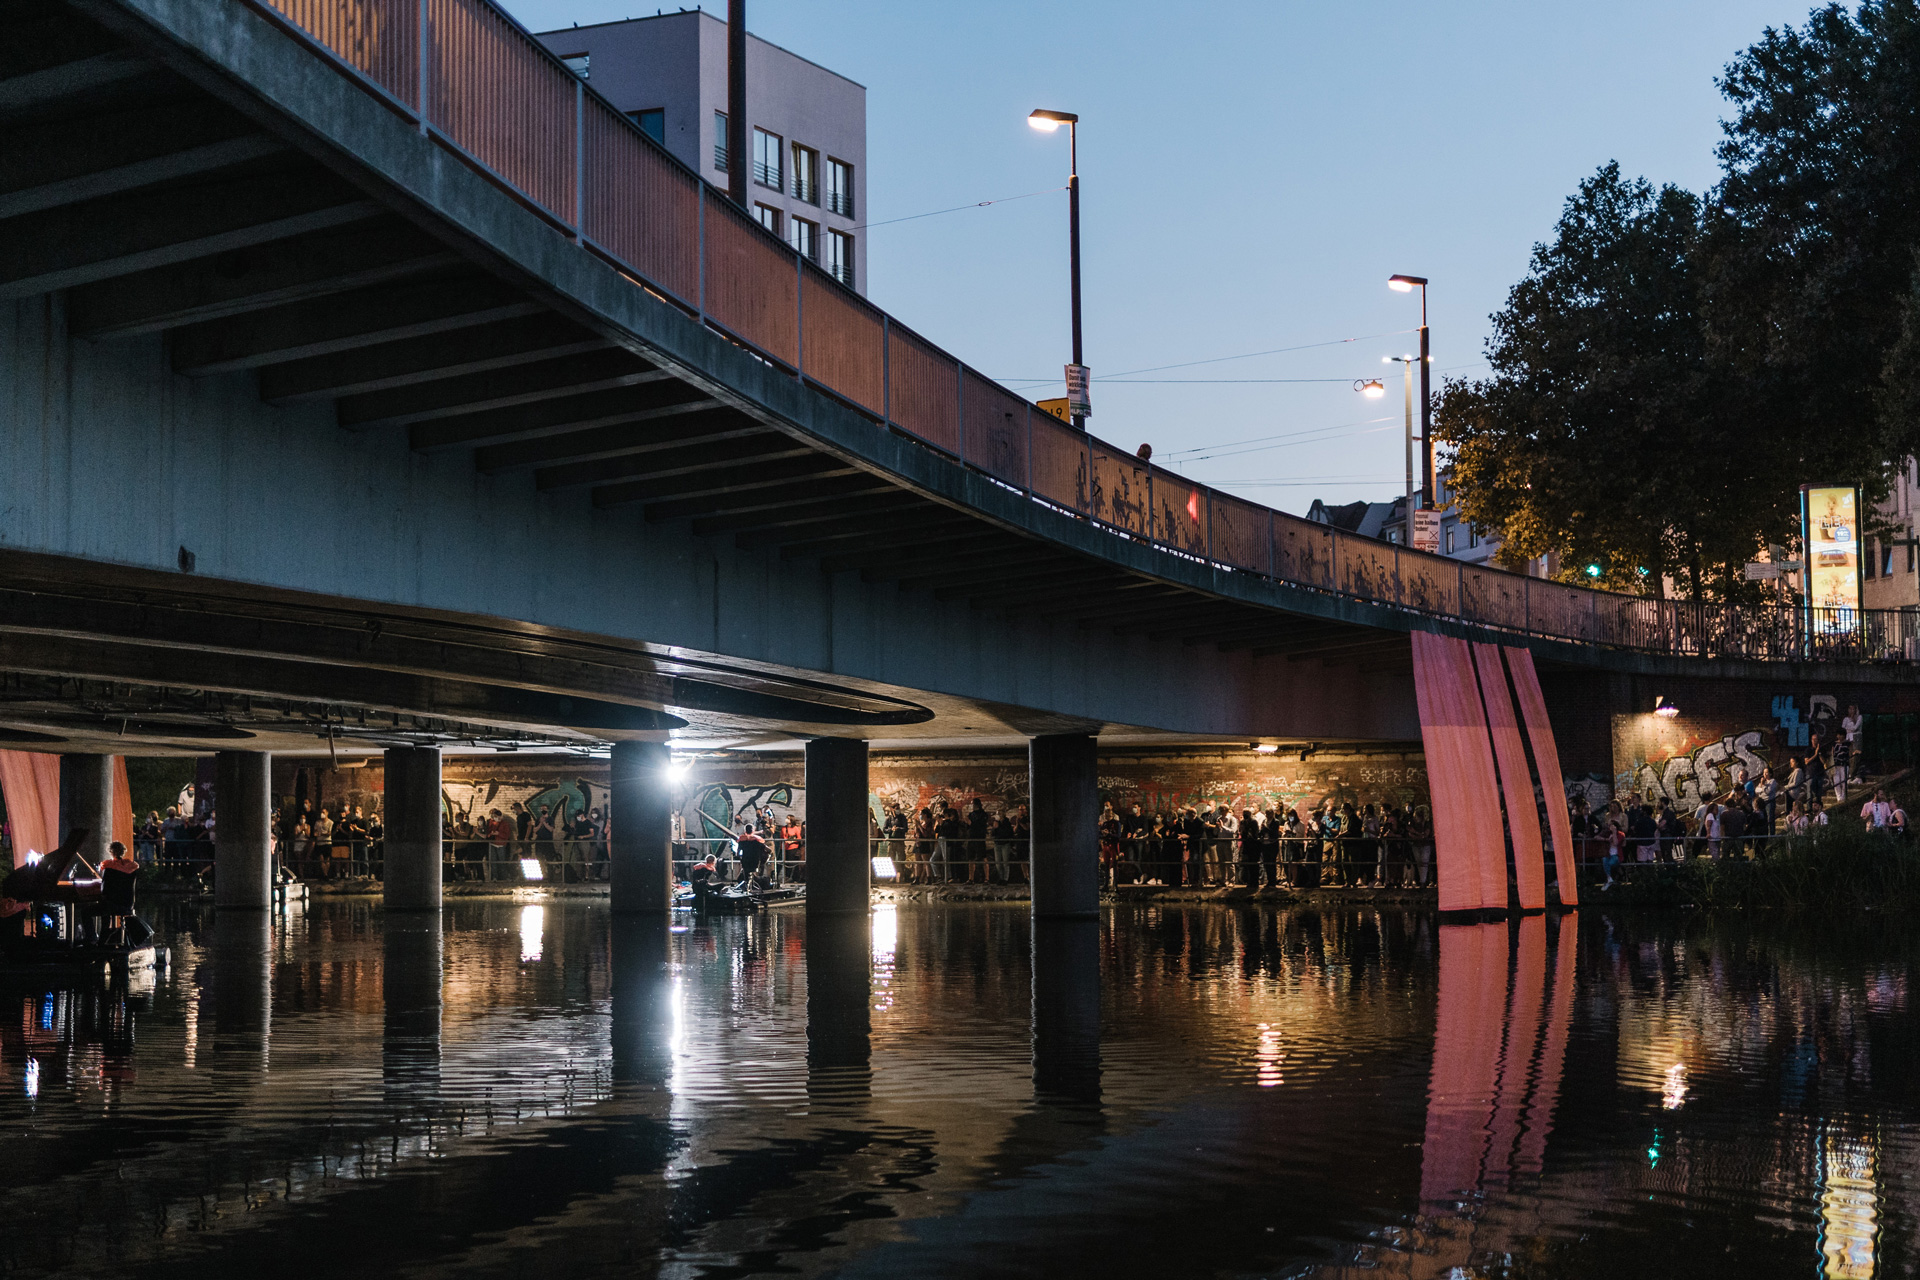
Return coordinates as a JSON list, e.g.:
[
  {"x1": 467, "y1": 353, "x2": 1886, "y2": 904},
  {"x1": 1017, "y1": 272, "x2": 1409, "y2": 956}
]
[{"x1": 4, "y1": 0, "x2": 1914, "y2": 918}]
